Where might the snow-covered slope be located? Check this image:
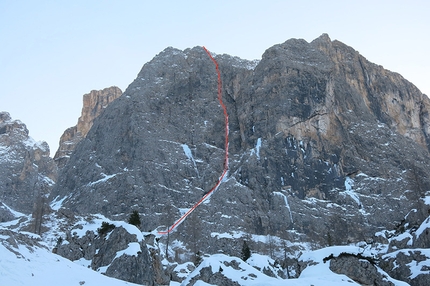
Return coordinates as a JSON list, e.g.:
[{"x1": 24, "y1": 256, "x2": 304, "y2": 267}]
[
  {"x1": 1, "y1": 201, "x2": 427, "y2": 285},
  {"x1": 175, "y1": 246, "x2": 409, "y2": 286},
  {"x1": 0, "y1": 215, "x2": 140, "y2": 286},
  {"x1": 0, "y1": 241, "x2": 140, "y2": 286}
]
